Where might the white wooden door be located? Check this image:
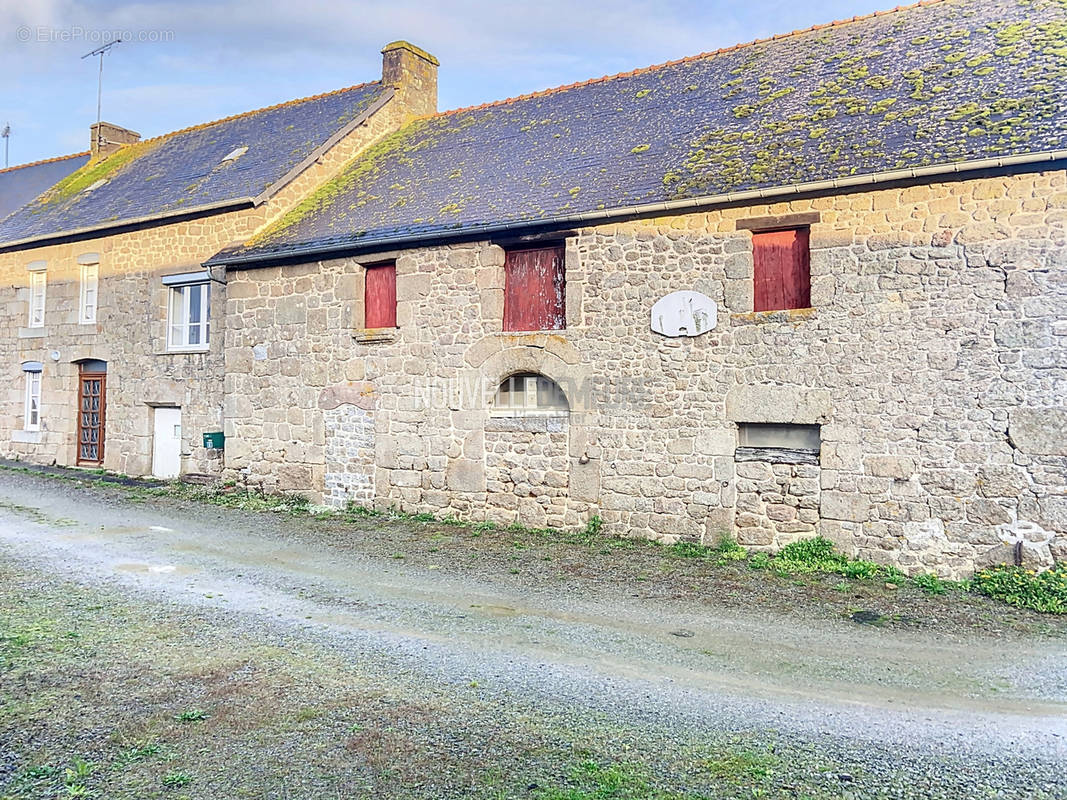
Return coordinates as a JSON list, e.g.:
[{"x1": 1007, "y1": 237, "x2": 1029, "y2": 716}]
[{"x1": 152, "y1": 407, "x2": 182, "y2": 478}]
